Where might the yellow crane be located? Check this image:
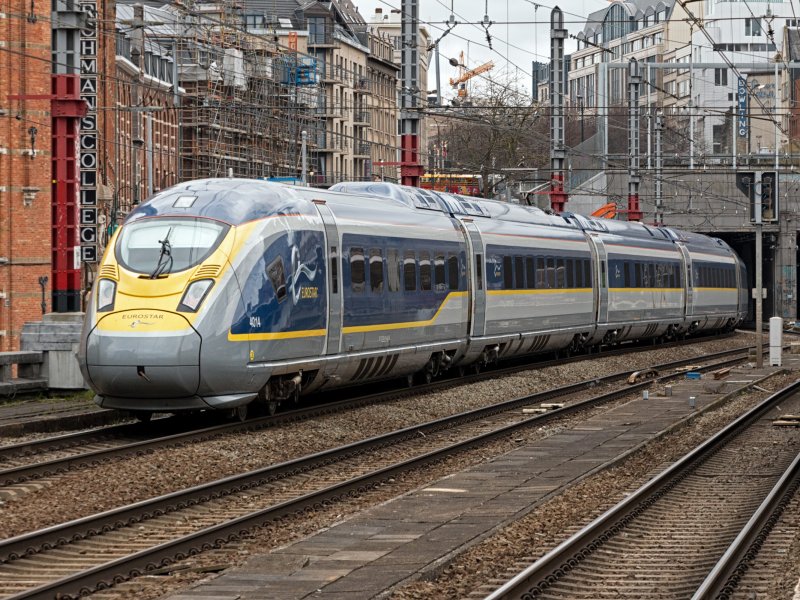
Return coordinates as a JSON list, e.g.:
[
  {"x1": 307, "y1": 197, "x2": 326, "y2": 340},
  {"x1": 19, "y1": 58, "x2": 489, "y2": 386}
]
[{"x1": 449, "y1": 52, "x2": 494, "y2": 99}]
